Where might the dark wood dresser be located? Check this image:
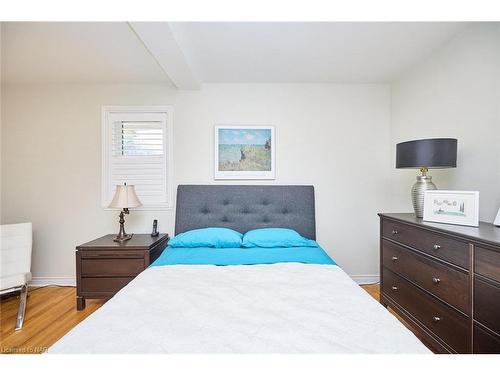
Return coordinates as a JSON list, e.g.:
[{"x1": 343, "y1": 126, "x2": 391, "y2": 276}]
[
  {"x1": 76, "y1": 233, "x2": 169, "y2": 310},
  {"x1": 379, "y1": 213, "x2": 500, "y2": 353}
]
